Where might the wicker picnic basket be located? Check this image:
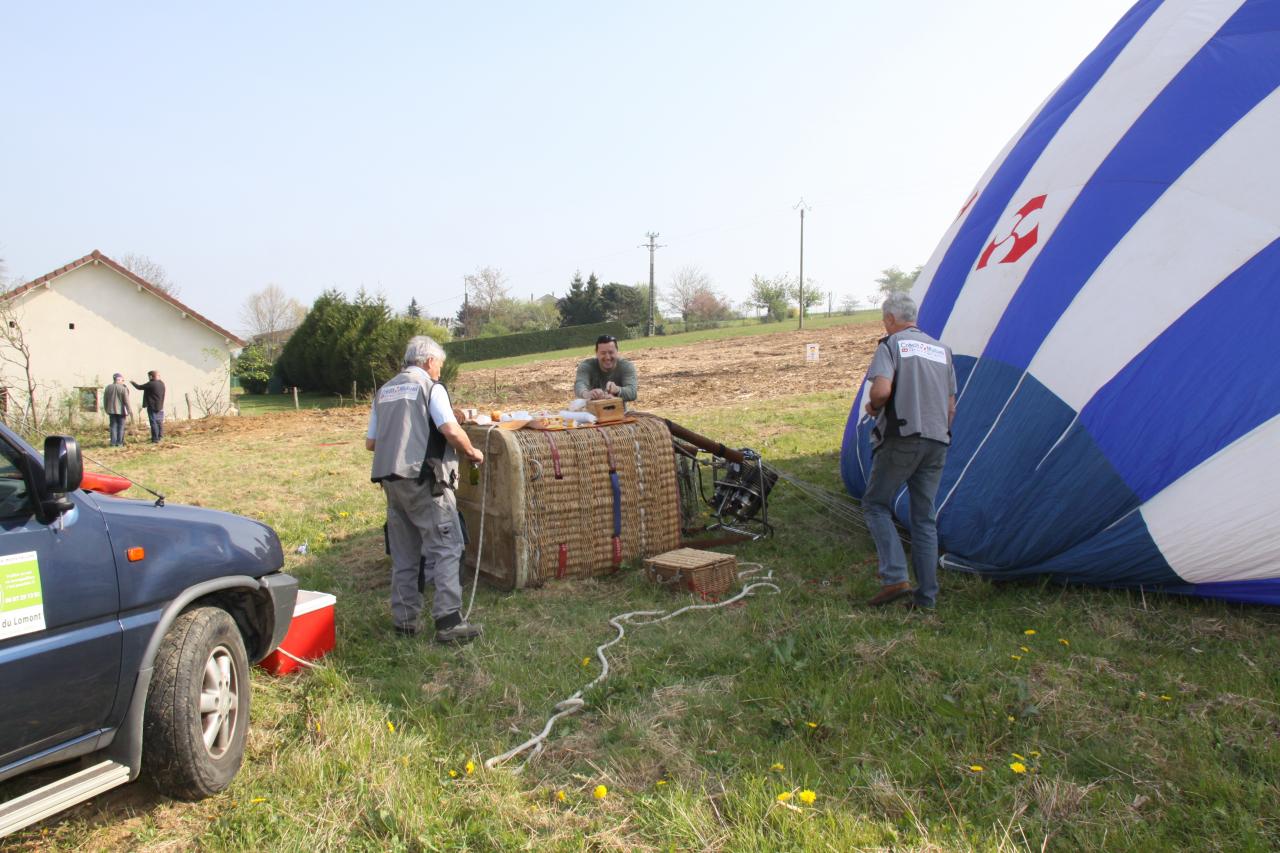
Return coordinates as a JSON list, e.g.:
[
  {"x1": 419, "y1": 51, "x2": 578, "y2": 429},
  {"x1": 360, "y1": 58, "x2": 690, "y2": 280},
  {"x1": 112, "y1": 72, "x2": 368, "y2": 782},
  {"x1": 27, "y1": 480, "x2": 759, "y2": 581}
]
[
  {"x1": 644, "y1": 548, "x2": 738, "y2": 598},
  {"x1": 457, "y1": 416, "x2": 682, "y2": 589}
]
